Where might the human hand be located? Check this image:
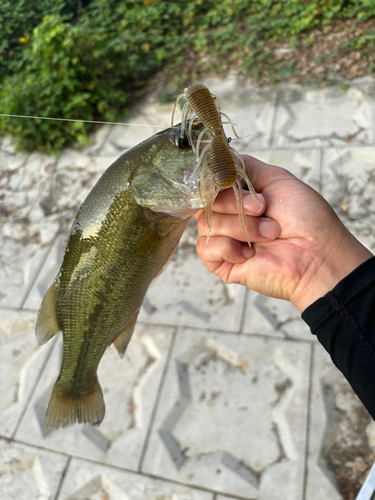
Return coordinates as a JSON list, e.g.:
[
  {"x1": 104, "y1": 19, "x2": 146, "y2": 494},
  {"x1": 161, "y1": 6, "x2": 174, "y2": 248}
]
[{"x1": 195, "y1": 155, "x2": 373, "y2": 312}]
